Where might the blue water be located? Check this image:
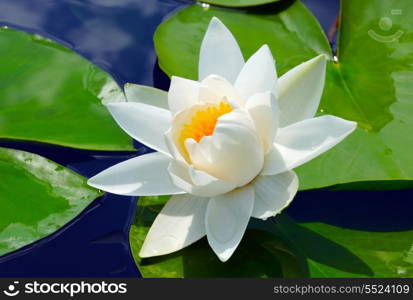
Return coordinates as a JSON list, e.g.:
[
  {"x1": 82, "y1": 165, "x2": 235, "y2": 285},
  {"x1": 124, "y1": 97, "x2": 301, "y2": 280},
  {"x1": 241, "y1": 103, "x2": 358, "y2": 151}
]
[{"x1": 3, "y1": 0, "x2": 410, "y2": 277}]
